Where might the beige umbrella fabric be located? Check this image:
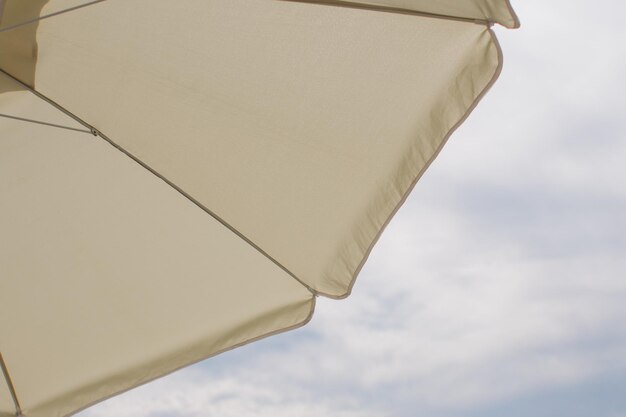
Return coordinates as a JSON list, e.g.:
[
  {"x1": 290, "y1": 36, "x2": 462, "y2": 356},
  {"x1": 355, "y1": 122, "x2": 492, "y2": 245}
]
[{"x1": 0, "y1": 1, "x2": 518, "y2": 416}]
